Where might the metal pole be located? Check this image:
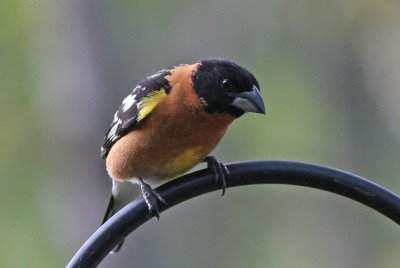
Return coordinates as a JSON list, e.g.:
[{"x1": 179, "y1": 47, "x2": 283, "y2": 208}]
[{"x1": 67, "y1": 161, "x2": 400, "y2": 268}]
